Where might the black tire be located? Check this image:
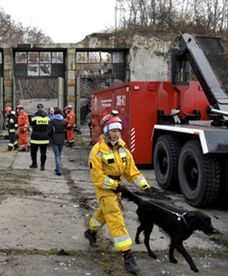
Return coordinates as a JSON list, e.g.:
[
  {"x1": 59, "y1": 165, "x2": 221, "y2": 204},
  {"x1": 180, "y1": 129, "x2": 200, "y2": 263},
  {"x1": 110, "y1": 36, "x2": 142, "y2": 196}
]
[
  {"x1": 178, "y1": 140, "x2": 221, "y2": 207},
  {"x1": 217, "y1": 159, "x2": 228, "y2": 208},
  {"x1": 153, "y1": 135, "x2": 181, "y2": 190}
]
